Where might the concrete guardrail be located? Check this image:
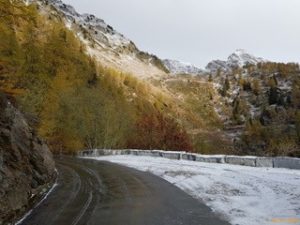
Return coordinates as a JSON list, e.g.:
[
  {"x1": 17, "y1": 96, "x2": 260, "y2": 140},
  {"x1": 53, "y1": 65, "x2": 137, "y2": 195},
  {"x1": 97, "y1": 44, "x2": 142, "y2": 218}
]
[
  {"x1": 273, "y1": 157, "x2": 300, "y2": 170},
  {"x1": 79, "y1": 149, "x2": 300, "y2": 170},
  {"x1": 225, "y1": 156, "x2": 257, "y2": 167}
]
